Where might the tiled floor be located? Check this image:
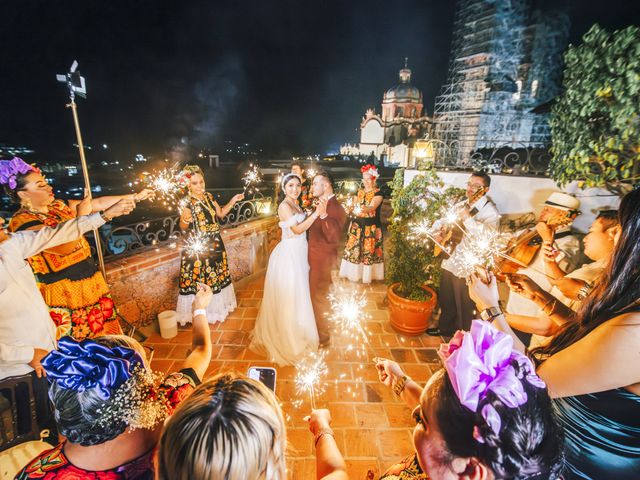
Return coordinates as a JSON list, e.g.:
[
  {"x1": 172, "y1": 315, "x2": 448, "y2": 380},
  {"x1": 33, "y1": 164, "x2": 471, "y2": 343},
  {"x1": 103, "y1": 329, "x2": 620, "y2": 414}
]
[{"x1": 144, "y1": 274, "x2": 444, "y2": 479}]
